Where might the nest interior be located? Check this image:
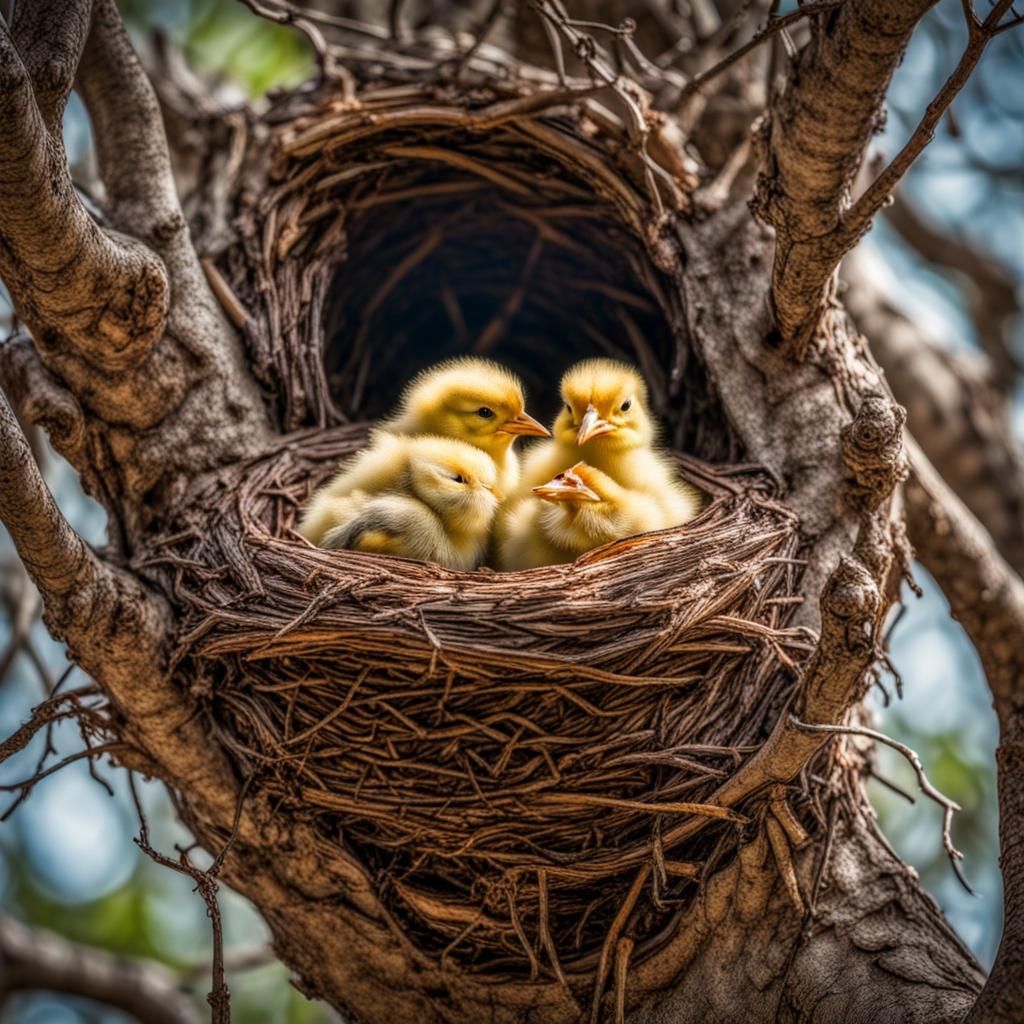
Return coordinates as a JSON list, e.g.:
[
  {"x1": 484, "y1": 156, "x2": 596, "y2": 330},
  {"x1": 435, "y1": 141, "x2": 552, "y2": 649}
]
[
  {"x1": 166, "y1": 74, "x2": 815, "y2": 981},
  {"x1": 226, "y1": 77, "x2": 736, "y2": 462}
]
